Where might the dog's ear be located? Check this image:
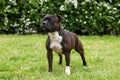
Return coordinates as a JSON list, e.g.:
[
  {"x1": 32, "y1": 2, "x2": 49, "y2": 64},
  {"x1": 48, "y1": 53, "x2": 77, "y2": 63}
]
[{"x1": 57, "y1": 15, "x2": 63, "y2": 22}]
